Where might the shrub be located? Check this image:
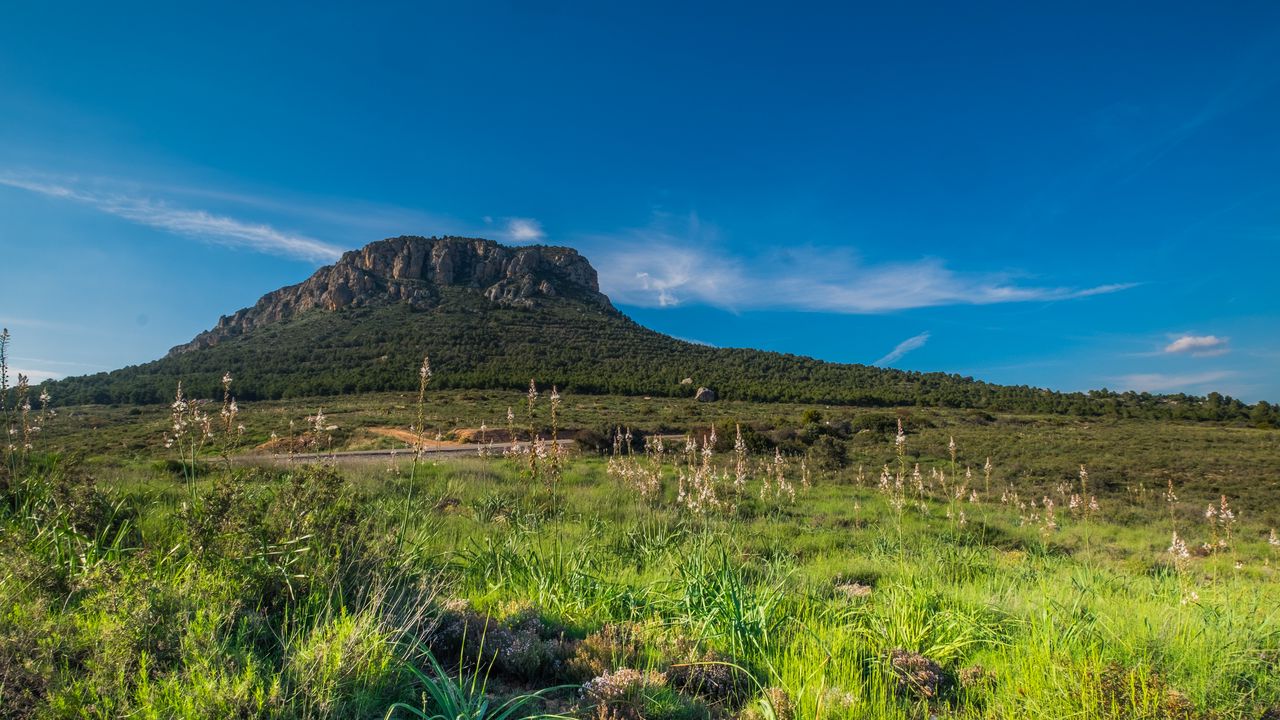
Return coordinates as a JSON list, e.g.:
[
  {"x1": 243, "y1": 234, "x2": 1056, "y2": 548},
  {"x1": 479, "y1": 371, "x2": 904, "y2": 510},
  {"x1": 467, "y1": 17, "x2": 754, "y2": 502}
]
[
  {"x1": 0, "y1": 597, "x2": 58, "y2": 719},
  {"x1": 284, "y1": 608, "x2": 402, "y2": 718},
  {"x1": 808, "y1": 435, "x2": 849, "y2": 472},
  {"x1": 887, "y1": 648, "x2": 947, "y2": 700},
  {"x1": 739, "y1": 687, "x2": 792, "y2": 720},
  {"x1": 567, "y1": 622, "x2": 651, "y2": 681},
  {"x1": 665, "y1": 653, "x2": 753, "y2": 708},
  {"x1": 427, "y1": 599, "x2": 573, "y2": 682},
  {"x1": 581, "y1": 668, "x2": 705, "y2": 720}
]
